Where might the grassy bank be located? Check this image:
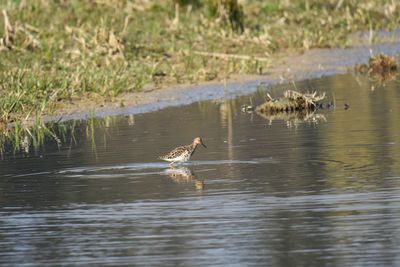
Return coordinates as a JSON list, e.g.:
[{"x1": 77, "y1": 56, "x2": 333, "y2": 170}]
[{"x1": 0, "y1": 0, "x2": 399, "y2": 127}]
